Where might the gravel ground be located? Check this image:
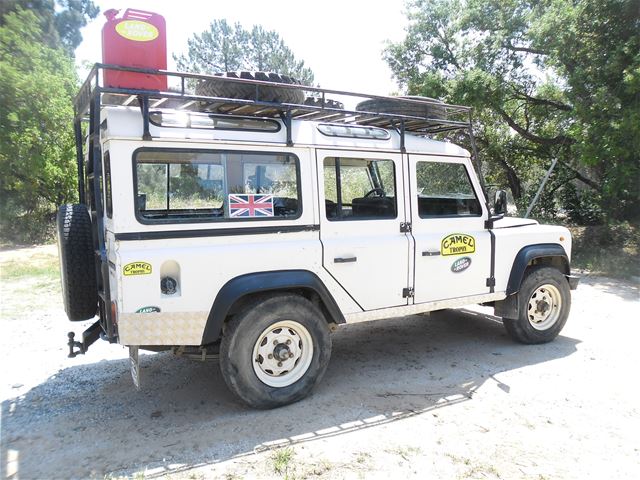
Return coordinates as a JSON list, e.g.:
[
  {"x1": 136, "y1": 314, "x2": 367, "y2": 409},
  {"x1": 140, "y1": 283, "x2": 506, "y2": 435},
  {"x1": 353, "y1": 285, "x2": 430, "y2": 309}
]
[{"x1": 1, "y1": 245, "x2": 639, "y2": 479}]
